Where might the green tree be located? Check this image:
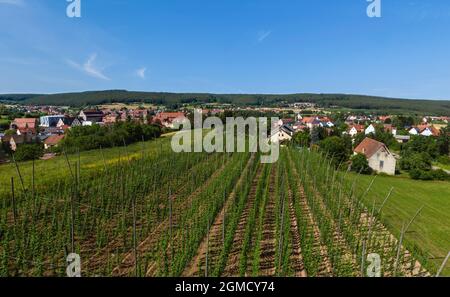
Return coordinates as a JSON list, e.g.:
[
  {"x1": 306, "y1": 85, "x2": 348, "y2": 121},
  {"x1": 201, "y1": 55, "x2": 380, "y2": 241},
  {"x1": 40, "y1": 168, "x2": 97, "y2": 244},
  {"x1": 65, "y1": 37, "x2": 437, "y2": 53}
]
[
  {"x1": 436, "y1": 127, "x2": 449, "y2": 156},
  {"x1": 311, "y1": 126, "x2": 327, "y2": 144},
  {"x1": 292, "y1": 130, "x2": 311, "y2": 147},
  {"x1": 13, "y1": 144, "x2": 44, "y2": 162},
  {"x1": 351, "y1": 154, "x2": 372, "y2": 174},
  {"x1": 319, "y1": 136, "x2": 351, "y2": 165}
]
